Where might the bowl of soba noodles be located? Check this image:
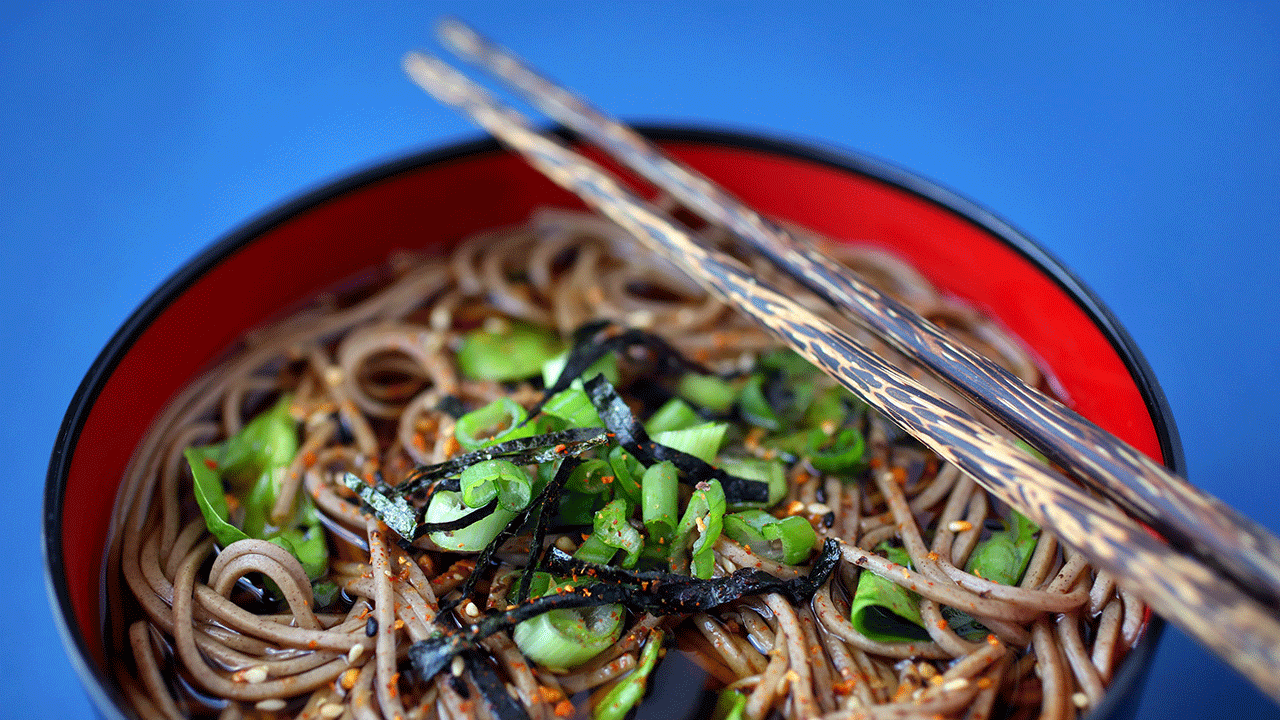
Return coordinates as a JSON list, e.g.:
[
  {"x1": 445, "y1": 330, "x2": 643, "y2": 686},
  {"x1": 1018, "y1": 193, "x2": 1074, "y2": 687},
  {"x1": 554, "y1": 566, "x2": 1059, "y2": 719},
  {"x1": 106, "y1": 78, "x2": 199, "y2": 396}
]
[{"x1": 45, "y1": 126, "x2": 1181, "y2": 720}]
